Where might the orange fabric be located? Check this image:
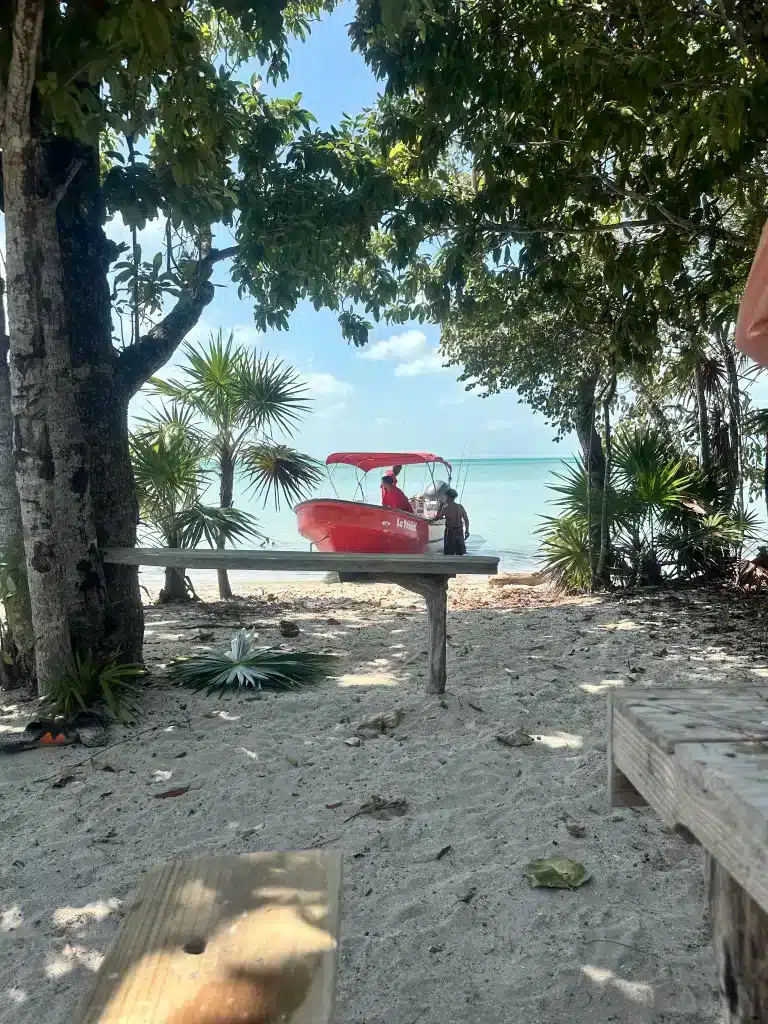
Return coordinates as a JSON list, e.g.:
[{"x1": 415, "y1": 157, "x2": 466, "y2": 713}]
[
  {"x1": 735, "y1": 222, "x2": 768, "y2": 366},
  {"x1": 39, "y1": 731, "x2": 67, "y2": 745}
]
